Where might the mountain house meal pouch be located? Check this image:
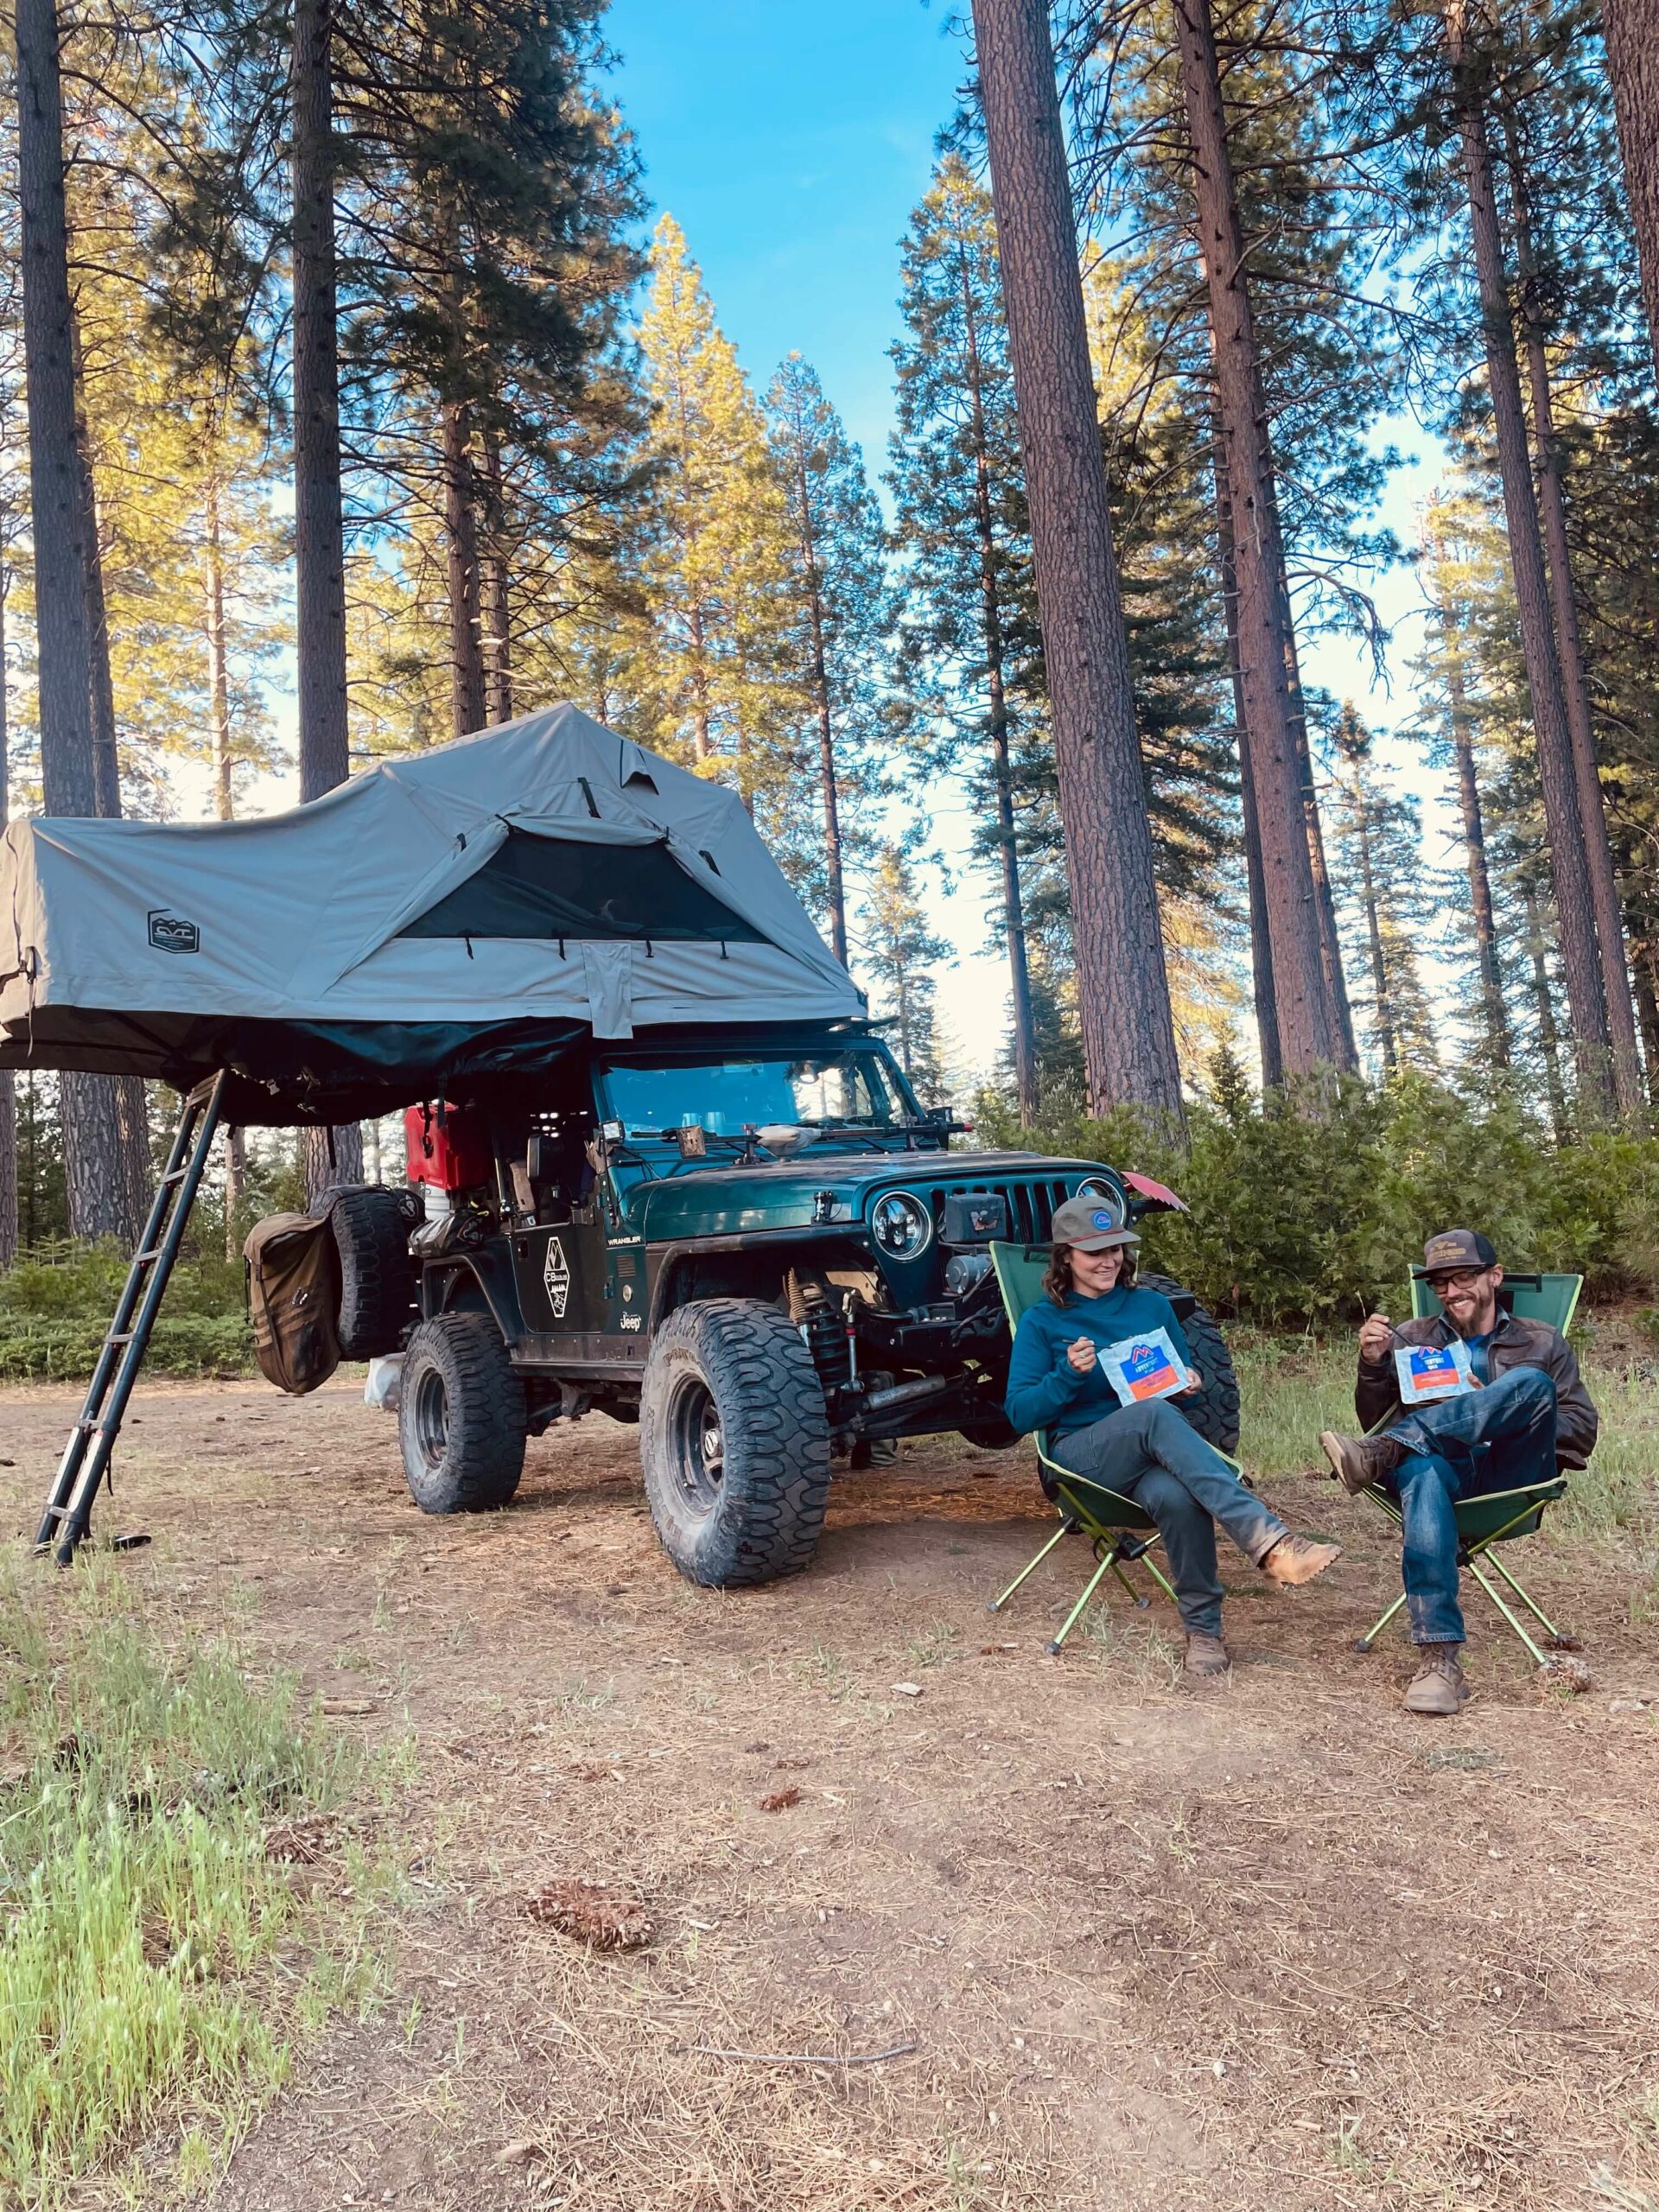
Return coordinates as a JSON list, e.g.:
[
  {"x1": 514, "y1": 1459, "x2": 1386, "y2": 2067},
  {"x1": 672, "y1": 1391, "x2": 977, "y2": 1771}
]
[
  {"x1": 1394, "y1": 1338, "x2": 1476, "y2": 1406},
  {"x1": 1100, "y1": 1328, "x2": 1186, "y2": 1408}
]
